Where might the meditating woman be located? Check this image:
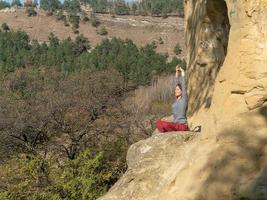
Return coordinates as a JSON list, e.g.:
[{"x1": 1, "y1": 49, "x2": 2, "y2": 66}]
[{"x1": 155, "y1": 65, "x2": 189, "y2": 132}]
